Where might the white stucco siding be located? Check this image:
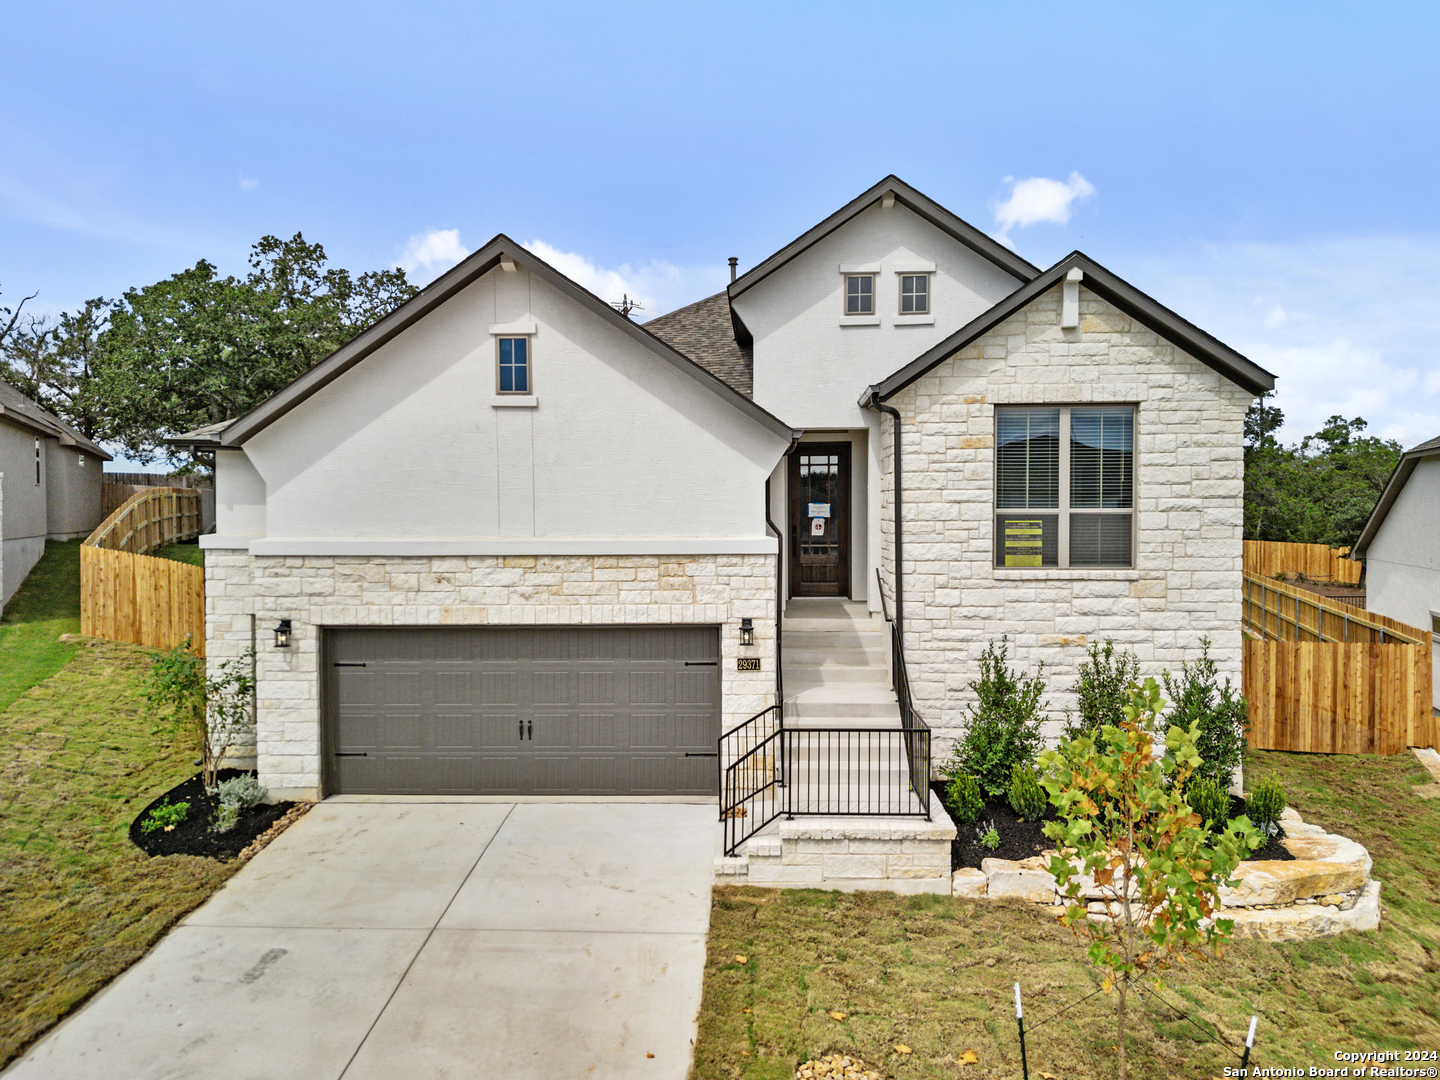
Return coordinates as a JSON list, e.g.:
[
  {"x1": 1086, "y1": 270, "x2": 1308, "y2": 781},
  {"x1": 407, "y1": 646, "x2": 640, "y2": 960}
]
[
  {"x1": 736, "y1": 201, "x2": 1023, "y2": 429},
  {"x1": 206, "y1": 449, "x2": 267, "y2": 546},
  {"x1": 882, "y1": 283, "x2": 1252, "y2": 745},
  {"x1": 1363, "y1": 456, "x2": 1440, "y2": 708},
  {"x1": 238, "y1": 266, "x2": 788, "y2": 548}
]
